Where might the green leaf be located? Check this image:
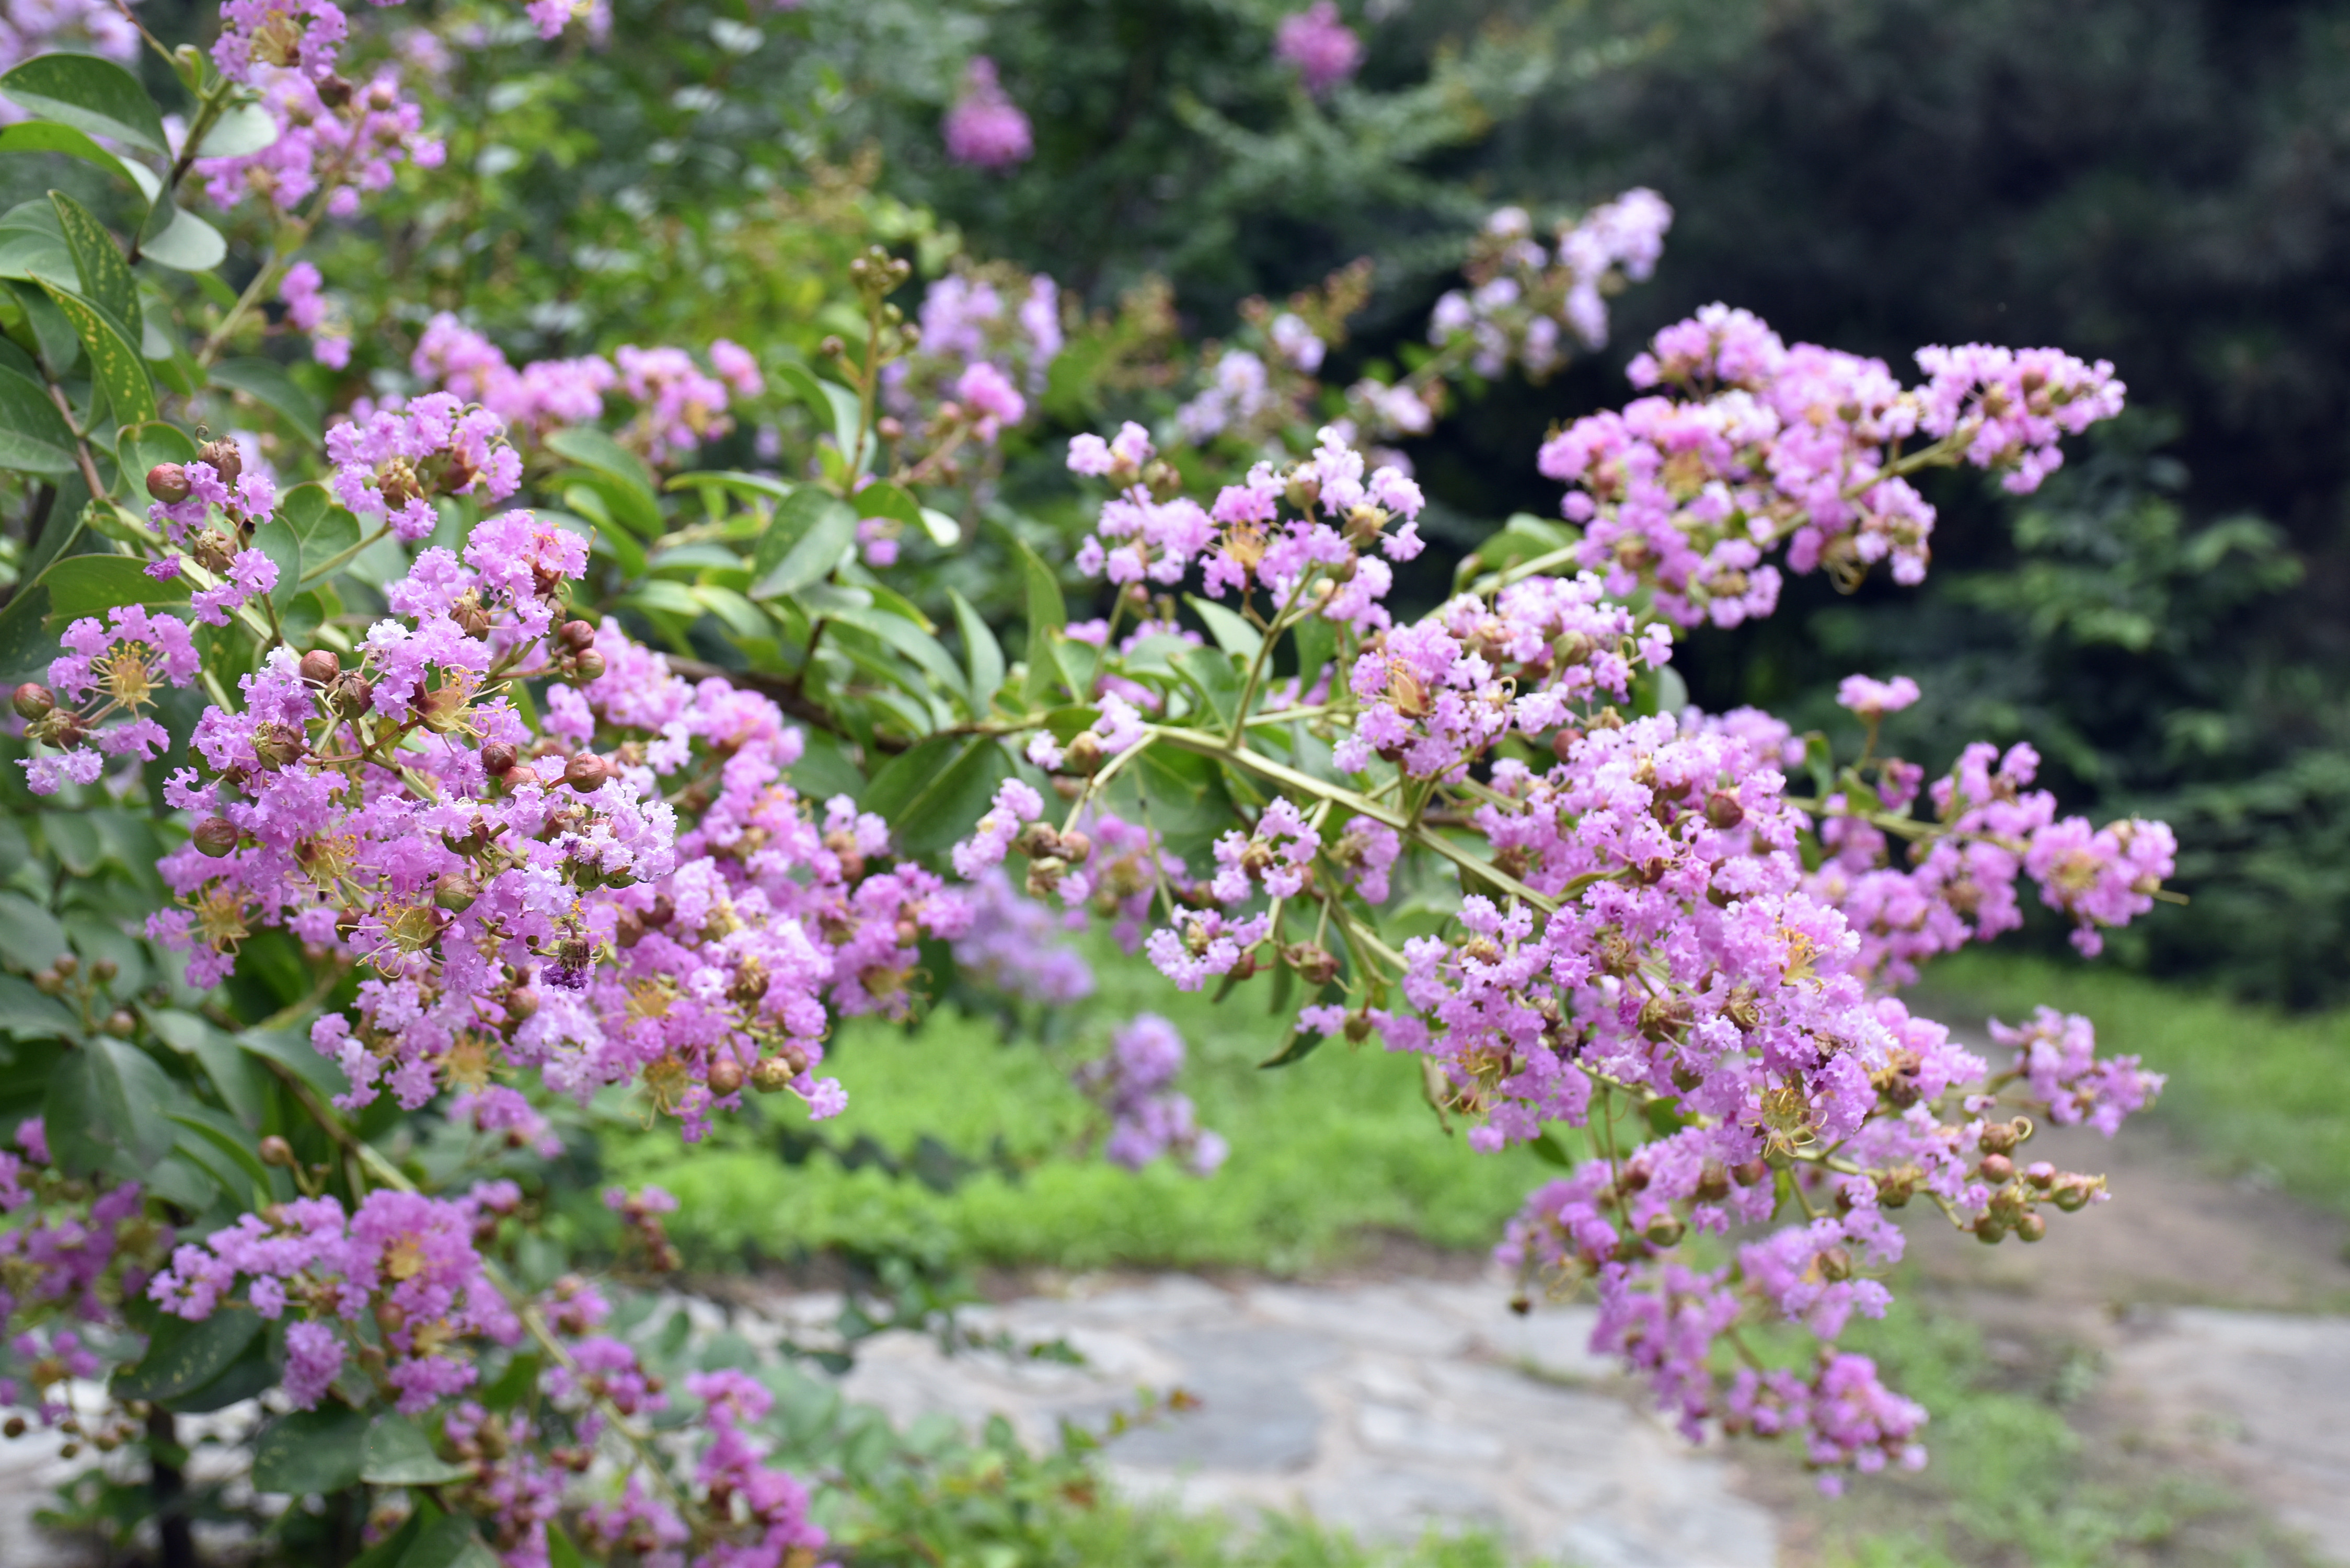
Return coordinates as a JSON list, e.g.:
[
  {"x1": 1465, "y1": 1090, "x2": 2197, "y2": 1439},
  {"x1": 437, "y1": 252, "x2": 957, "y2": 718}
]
[
  {"x1": 41, "y1": 552, "x2": 187, "y2": 618},
  {"x1": 917, "y1": 505, "x2": 960, "y2": 547},
  {"x1": 40, "y1": 279, "x2": 153, "y2": 424},
  {"x1": 251, "y1": 1404, "x2": 368, "y2": 1495},
  {"x1": 167, "y1": 1106, "x2": 275, "y2": 1191},
  {"x1": 0, "y1": 54, "x2": 168, "y2": 156},
  {"x1": 544, "y1": 425, "x2": 660, "y2": 533},
  {"x1": 1186, "y1": 594, "x2": 1263, "y2": 660},
  {"x1": 209, "y1": 356, "x2": 319, "y2": 442},
  {"x1": 664, "y1": 467, "x2": 794, "y2": 505},
  {"x1": 0, "y1": 891, "x2": 68, "y2": 972},
  {"x1": 396, "y1": 1515, "x2": 501, "y2": 1568},
  {"x1": 829, "y1": 604, "x2": 968, "y2": 706},
  {"x1": 949, "y1": 589, "x2": 1003, "y2": 716},
  {"x1": 860, "y1": 733, "x2": 1013, "y2": 856},
  {"x1": 363, "y1": 1413, "x2": 475, "y2": 1485},
  {"x1": 349, "y1": 1511, "x2": 426, "y2": 1568},
  {"x1": 49, "y1": 191, "x2": 136, "y2": 337},
  {"x1": 0, "y1": 199, "x2": 76, "y2": 292},
  {"x1": 239, "y1": 1023, "x2": 351, "y2": 1100},
  {"x1": 1172, "y1": 645, "x2": 1244, "y2": 727},
  {"x1": 0, "y1": 571, "x2": 55, "y2": 686},
  {"x1": 0, "y1": 361, "x2": 77, "y2": 474},
  {"x1": 748, "y1": 488, "x2": 856, "y2": 600},
  {"x1": 190, "y1": 102, "x2": 279, "y2": 160},
  {"x1": 1002, "y1": 532, "x2": 1066, "y2": 704},
  {"x1": 137, "y1": 203, "x2": 226, "y2": 273},
  {"x1": 775, "y1": 361, "x2": 865, "y2": 464},
  {"x1": 113, "y1": 1305, "x2": 262, "y2": 1402},
  {"x1": 545, "y1": 1522, "x2": 586, "y2": 1568},
  {"x1": 3, "y1": 278, "x2": 78, "y2": 371},
  {"x1": 1257, "y1": 1026, "x2": 1323, "y2": 1068},
  {"x1": 1530, "y1": 1129, "x2": 1577, "y2": 1169},
  {"x1": 0, "y1": 973, "x2": 79, "y2": 1041},
  {"x1": 0, "y1": 122, "x2": 158, "y2": 203},
  {"x1": 43, "y1": 1036, "x2": 179, "y2": 1180},
  {"x1": 148, "y1": 1009, "x2": 268, "y2": 1125}
]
